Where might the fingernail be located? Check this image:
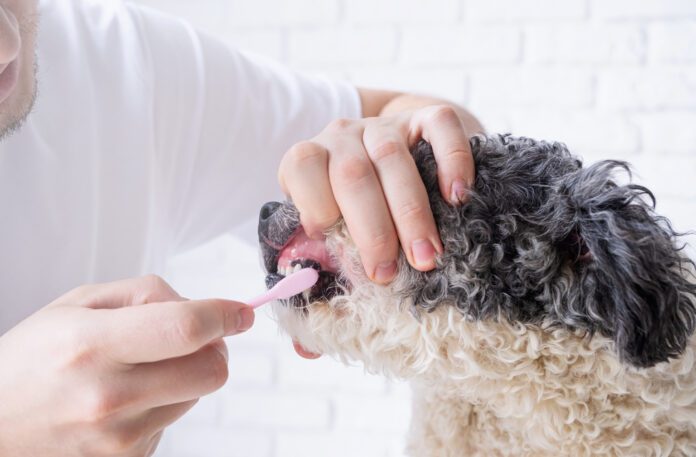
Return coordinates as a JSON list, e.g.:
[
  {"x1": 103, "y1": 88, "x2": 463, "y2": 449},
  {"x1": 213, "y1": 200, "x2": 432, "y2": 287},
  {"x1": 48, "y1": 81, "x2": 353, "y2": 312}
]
[
  {"x1": 373, "y1": 261, "x2": 397, "y2": 283},
  {"x1": 237, "y1": 308, "x2": 255, "y2": 332},
  {"x1": 450, "y1": 179, "x2": 468, "y2": 205},
  {"x1": 412, "y1": 239, "x2": 436, "y2": 268}
]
